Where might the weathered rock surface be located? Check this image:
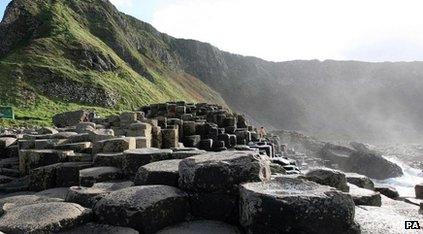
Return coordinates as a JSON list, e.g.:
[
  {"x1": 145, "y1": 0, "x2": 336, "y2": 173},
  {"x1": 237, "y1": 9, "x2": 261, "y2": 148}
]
[
  {"x1": 355, "y1": 196, "x2": 422, "y2": 234},
  {"x1": 346, "y1": 173, "x2": 374, "y2": 190},
  {"x1": 19, "y1": 149, "x2": 74, "y2": 175},
  {"x1": 79, "y1": 167, "x2": 122, "y2": 187},
  {"x1": 134, "y1": 159, "x2": 181, "y2": 187},
  {"x1": 35, "y1": 187, "x2": 70, "y2": 199},
  {"x1": 239, "y1": 176, "x2": 358, "y2": 234},
  {"x1": 66, "y1": 181, "x2": 133, "y2": 208},
  {"x1": 93, "y1": 138, "x2": 136, "y2": 154},
  {"x1": 53, "y1": 110, "x2": 88, "y2": 128},
  {"x1": 29, "y1": 162, "x2": 92, "y2": 191},
  {"x1": 374, "y1": 185, "x2": 399, "y2": 199},
  {"x1": 178, "y1": 151, "x2": 271, "y2": 193},
  {"x1": 157, "y1": 220, "x2": 241, "y2": 234},
  {"x1": 189, "y1": 192, "x2": 239, "y2": 224},
  {"x1": 0, "y1": 202, "x2": 91, "y2": 233},
  {"x1": 94, "y1": 185, "x2": 188, "y2": 233},
  {"x1": 349, "y1": 184, "x2": 381, "y2": 206},
  {"x1": 415, "y1": 183, "x2": 423, "y2": 199},
  {"x1": 122, "y1": 148, "x2": 173, "y2": 176},
  {"x1": 59, "y1": 222, "x2": 139, "y2": 234},
  {"x1": 0, "y1": 194, "x2": 62, "y2": 213},
  {"x1": 319, "y1": 143, "x2": 403, "y2": 180},
  {"x1": 93, "y1": 153, "x2": 123, "y2": 168},
  {"x1": 304, "y1": 168, "x2": 349, "y2": 192}
]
